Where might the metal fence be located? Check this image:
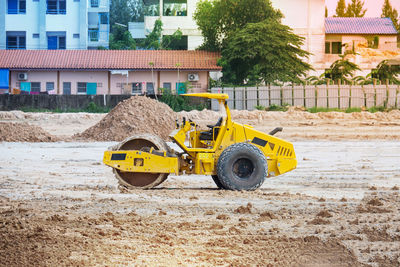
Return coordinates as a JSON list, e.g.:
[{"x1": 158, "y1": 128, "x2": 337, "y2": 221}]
[{"x1": 210, "y1": 85, "x2": 400, "y2": 111}]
